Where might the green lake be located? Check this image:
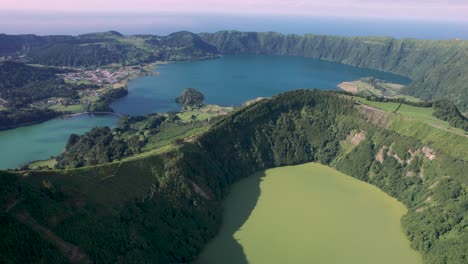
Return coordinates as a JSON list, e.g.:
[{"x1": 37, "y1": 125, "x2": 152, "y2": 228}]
[{"x1": 198, "y1": 163, "x2": 421, "y2": 264}]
